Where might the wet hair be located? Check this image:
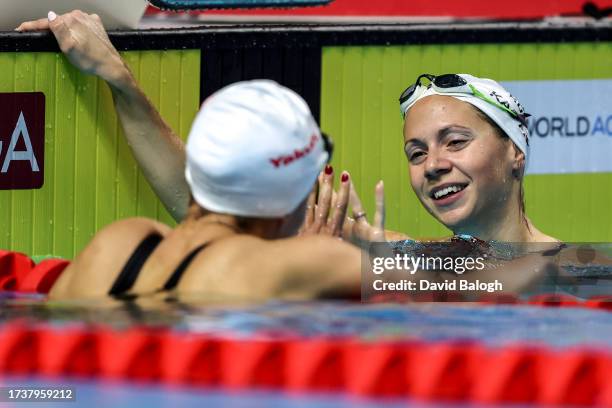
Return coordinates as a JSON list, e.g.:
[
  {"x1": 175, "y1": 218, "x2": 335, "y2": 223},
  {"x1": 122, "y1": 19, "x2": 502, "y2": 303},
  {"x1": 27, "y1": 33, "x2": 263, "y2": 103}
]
[
  {"x1": 471, "y1": 106, "x2": 529, "y2": 229},
  {"x1": 188, "y1": 195, "x2": 272, "y2": 232},
  {"x1": 234, "y1": 216, "x2": 252, "y2": 232}
]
